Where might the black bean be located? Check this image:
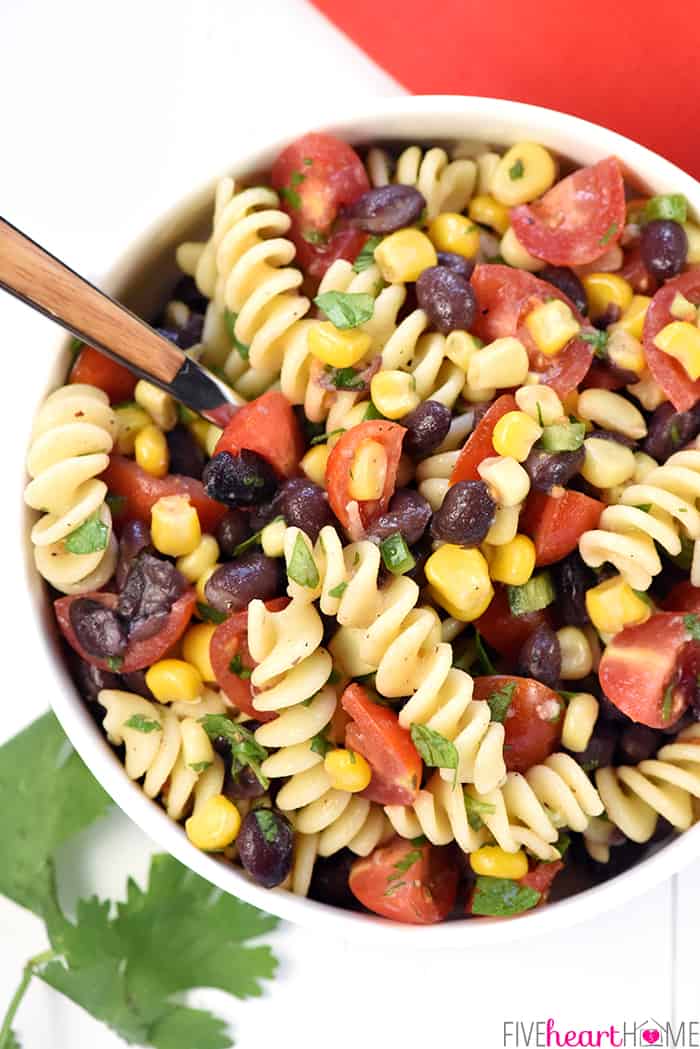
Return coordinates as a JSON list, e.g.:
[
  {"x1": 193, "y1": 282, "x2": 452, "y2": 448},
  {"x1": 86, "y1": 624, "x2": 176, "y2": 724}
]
[
  {"x1": 593, "y1": 304, "x2": 622, "y2": 329},
  {"x1": 524, "y1": 447, "x2": 585, "y2": 492},
  {"x1": 367, "y1": 488, "x2": 432, "y2": 545},
  {"x1": 309, "y1": 850, "x2": 359, "y2": 909},
  {"x1": 216, "y1": 510, "x2": 251, "y2": 558},
  {"x1": 587, "y1": 428, "x2": 637, "y2": 450},
  {"x1": 204, "y1": 552, "x2": 282, "y2": 614},
  {"x1": 117, "y1": 553, "x2": 187, "y2": 641},
  {"x1": 552, "y1": 553, "x2": 595, "y2": 627},
  {"x1": 237, "y1": 809, "x2": 294, "y2": 888},
  {"x1": 72, "y1": 656, "x2": 121, "y2": 702},
  {"x1": 644, "y1": 401, "x2": 700, "y2": 463},
  {"x1": 416, "y1": 266, "x2": 477, "y2": 334},
  {"x1": 277, "y1": 477, "x2": 335, "y2": 542},
  {"x1": 223, "y1": 765, "x2": 267, "y2": 801},
  {"x1": 641, "y1": 219, "x2": 688, "y2": 283},
  {"x1": 115, "y1": 519, "x2": 152, "y2": 590},
  {"x1": 598, "y1": 692, "x2": 632, "y2": 725},
  {"x1": 618, "y1": 724, "x2": 664, "y2": 764},
  {"x1": 165, "y1": 424, "x2": 206, "y2": 479},
  {"x1": 157, "y1": 314, "x2": 205, "y2": 351},
  {"x1": 69, "y1": 599, "x2": 127, "y2": 659},
  {"x1": 572, "y1": 722, "x2": 618, "y2": 771},
  {"x1": 516, "y1": 625, "x2": 561, "y2": 688},
  {"x1": 203, "y1": 450, "x2": 278, "y2": 508},
  {"x1": 400, "y1": 400, "x2": 452, "y2": 459},
  {"x1": 431, "y1": 481, "x2": 496, "y2": 546},
  {"x1": 344, "y1": 185, "x2": 425, "y2": 234},
  {"x1": 436, "y1": 251, "x2": 476, "y2": 281},
  {"x1": 119, "y1": 670, "x2": 154, "y2": 699},
  {"x1": 539, "y1": 266, "x2": 587, "y2": 316},
  {"x1": 171, "y1": 275, "x2": 208, "y2": 314}
]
